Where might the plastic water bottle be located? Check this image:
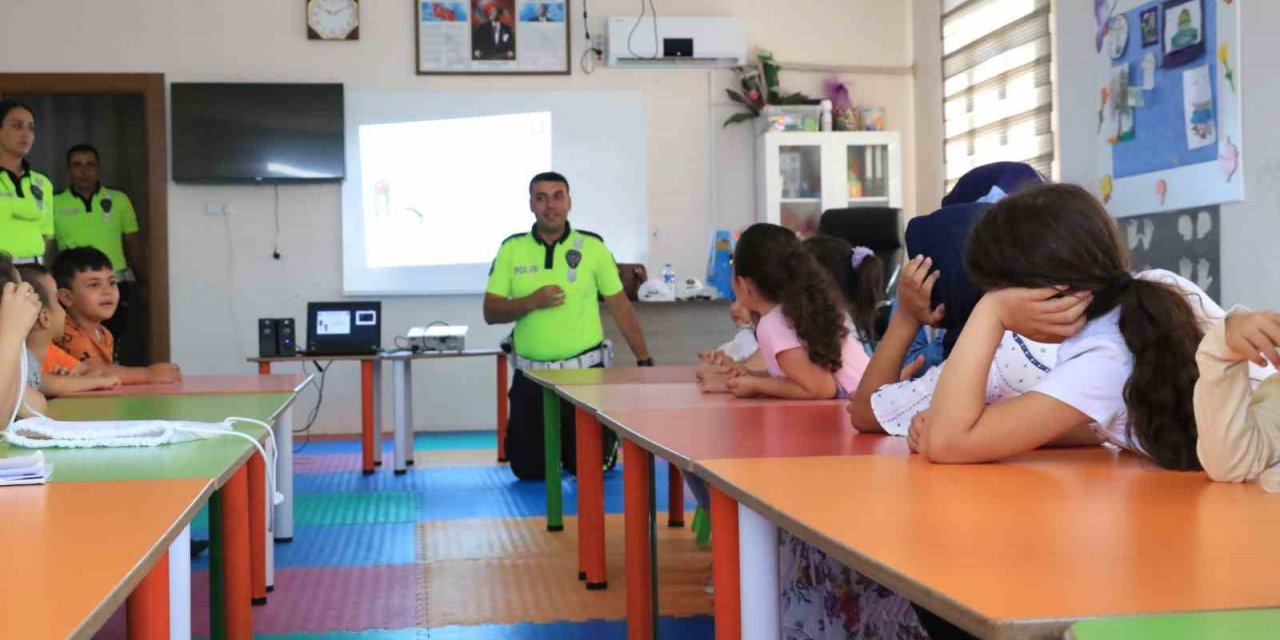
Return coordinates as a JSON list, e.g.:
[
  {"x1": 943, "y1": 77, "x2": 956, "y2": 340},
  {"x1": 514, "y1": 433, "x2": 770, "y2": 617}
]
[
  {"x1": 662, "y1": 263, "x2": 676, "y2": 297},
  {"x1": 820, "y1": 99, "x2": 833, "y2": 132}
]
